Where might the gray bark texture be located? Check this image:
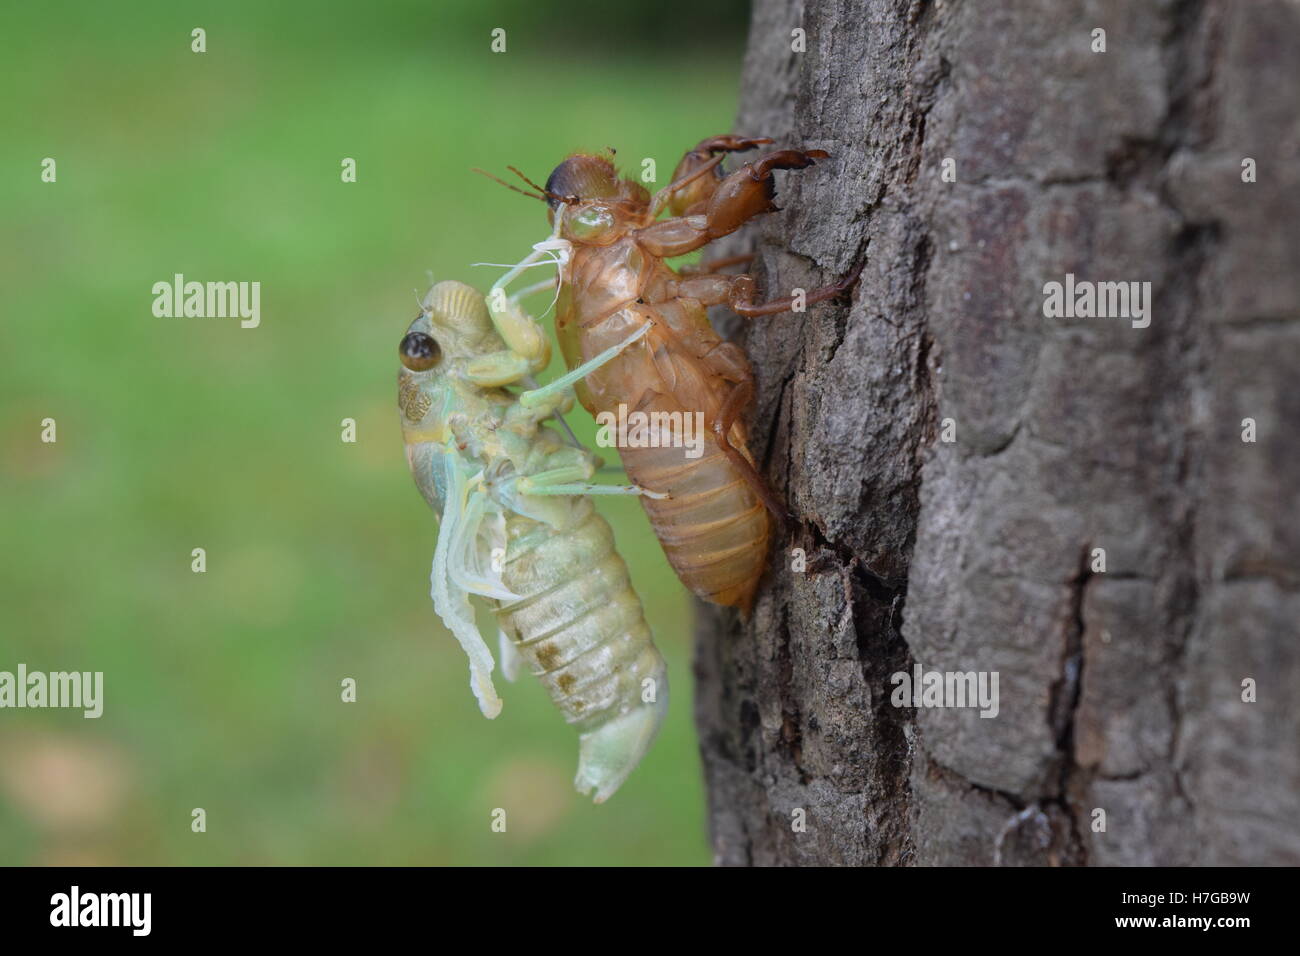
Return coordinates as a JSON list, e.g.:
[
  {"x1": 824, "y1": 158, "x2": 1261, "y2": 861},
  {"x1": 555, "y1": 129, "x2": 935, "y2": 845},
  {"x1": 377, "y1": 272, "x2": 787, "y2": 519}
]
[{"x1": 693, "y1": 0, "x2": 1299, "y2": 866}]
